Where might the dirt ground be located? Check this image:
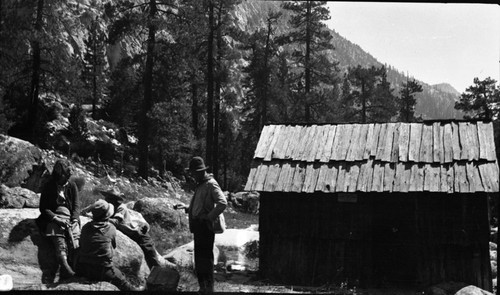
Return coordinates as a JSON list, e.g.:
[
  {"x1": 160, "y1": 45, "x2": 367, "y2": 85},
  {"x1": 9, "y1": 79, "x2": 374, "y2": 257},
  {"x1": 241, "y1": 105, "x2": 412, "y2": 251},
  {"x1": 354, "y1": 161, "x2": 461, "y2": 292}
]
[{"x1": 176, "y1": 269, "x2": 426, "y2": 294}]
